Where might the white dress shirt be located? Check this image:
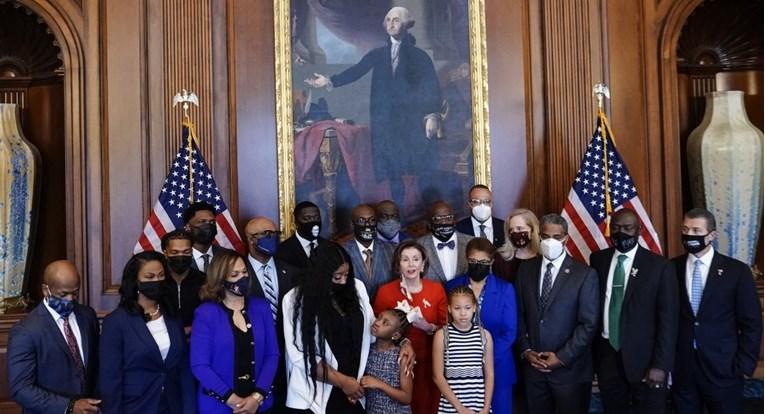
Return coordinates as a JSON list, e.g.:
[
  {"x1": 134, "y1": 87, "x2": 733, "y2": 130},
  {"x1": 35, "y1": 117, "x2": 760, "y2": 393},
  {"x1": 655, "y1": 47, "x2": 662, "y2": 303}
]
[
  {"x1": 390, "y1": 36, "x2": 401, "y2": 72},
  {"x1": 296, "y1": 233, "x2": 316, "y2": 257},
  {"x1": 433, "y1": 233, "x2": 459, "y2": 281},
  {"x1": 602, "y1": 244, "x2": 639, "y2": 339},
  {"x1": 471, "y1": 216, "x2": 494, "y2": 242},
  {"x1": 686, "y1": 247, "x2": 714, "y2": 300},
  {"x1": 539, "y1": 252, "x2": 567, "y2": 296},
  {"x1": 43, "y1": 299, "x2": 84, "y2": 362},
  {"x1": 250, "y1": 255, "x2": 279, "y2": 298},
  {"x1": 146, "y1": 315, "x2": 171, "y2": 361},
  {"x1": 192, "y1": 246, "x2": 214, "y2": 271}
]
